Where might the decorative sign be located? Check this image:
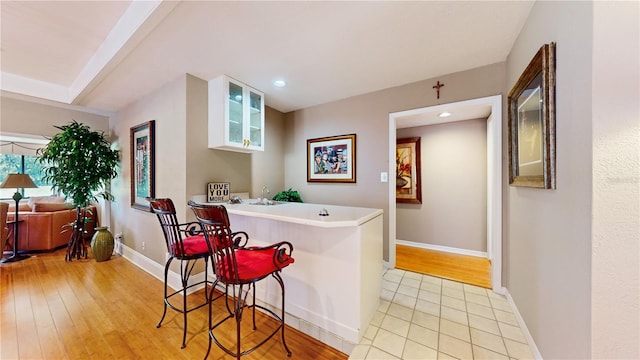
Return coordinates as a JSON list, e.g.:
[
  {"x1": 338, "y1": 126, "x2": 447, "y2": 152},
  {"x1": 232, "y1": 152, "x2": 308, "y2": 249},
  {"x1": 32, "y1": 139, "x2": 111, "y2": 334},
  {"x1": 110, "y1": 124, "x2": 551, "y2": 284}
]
[{"x1": 207, "y1": 182, "x2": 230, "y2": 203}]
